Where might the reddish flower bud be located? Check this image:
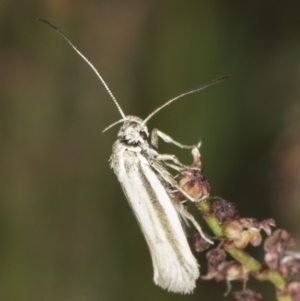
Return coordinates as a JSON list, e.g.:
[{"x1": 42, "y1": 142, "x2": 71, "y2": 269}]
[
  {"x1": 280, "y1": 257, "x2": 300, "y2": 282},
  {"x1": 264, "y1": 229, "x2": 295, "y2": 254},
  {"x1": 202, "y1": 260, "x2": 248, "y2": 284},
  {"x1": 191, "y1": 231, "x2": 211, "y2": 252},
  {"x1": 259, "y1": 219, "x2": 276, "y2": 236},
  {"x1": 265, "y1": 252, "x2": 280, "y2": 270},
  {"x1": 233, "y1": 231, "x2": 253, "y2": 249},
  {"x1": 239, "y1": 218, "x2": 259, "y2": 229},
  {"x1": 286, "y1": 281, "x2": 300, "y2": 301},
  {"x1": 223, "y1": 220, "x2": 244, "y2": 240},
  {"x1": 206, "y1": 248, "x2": 227, "y2": 268},
  {"x1": 211, "y1": 199, "x2": 238, "y2": 223},
  {"x1": 175, "y1": 168, "x2": 210, "y2": 201},
  {"x1": 249, "y1": 230, "x2": 262, "y2": 247},
  {"x1": 223, "y1": 218, "x2": 273, "y2": 249},
  {"x1": 225, "y1": 262, "x2": 246, "y2": 281},
  {"x1": 232, "y1": 289, "x2": 262, "y2": 301}
]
